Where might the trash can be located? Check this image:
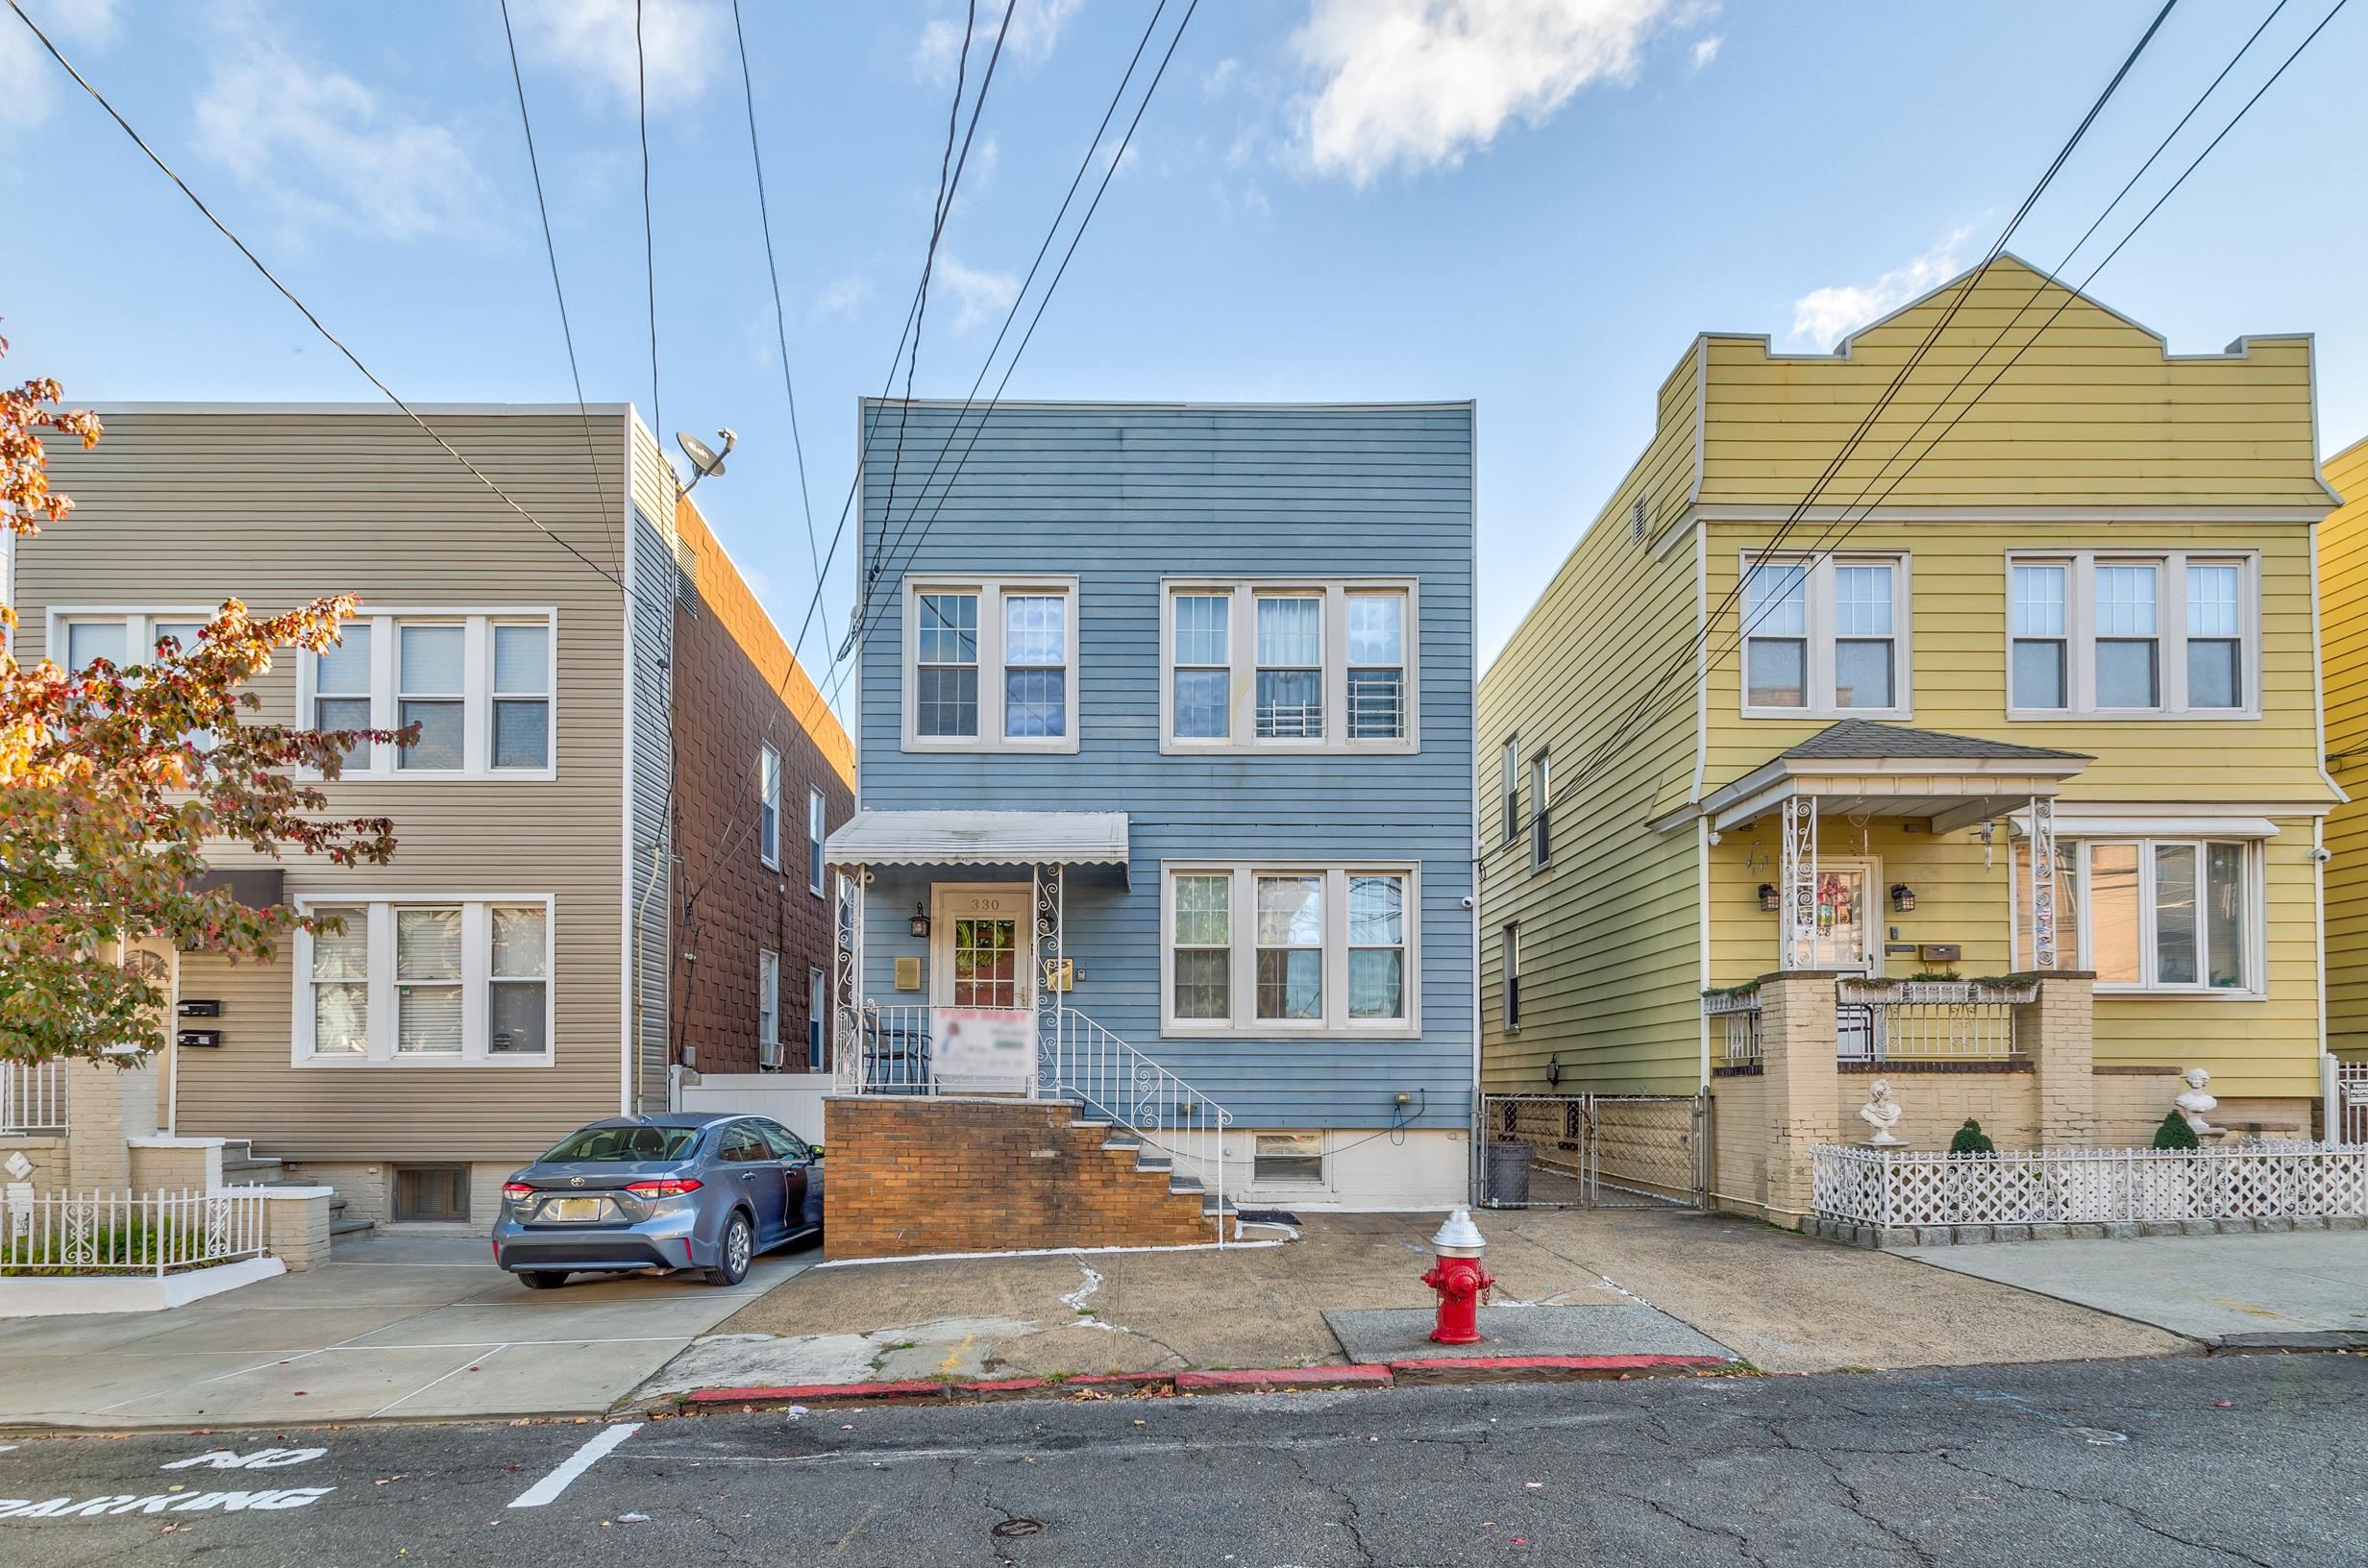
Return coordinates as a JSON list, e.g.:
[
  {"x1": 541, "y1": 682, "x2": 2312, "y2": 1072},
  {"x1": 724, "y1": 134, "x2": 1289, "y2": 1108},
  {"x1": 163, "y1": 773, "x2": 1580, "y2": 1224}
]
[{"x1": 1485, "y1": 1140, "x2": 1534, "y2": 1206}]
